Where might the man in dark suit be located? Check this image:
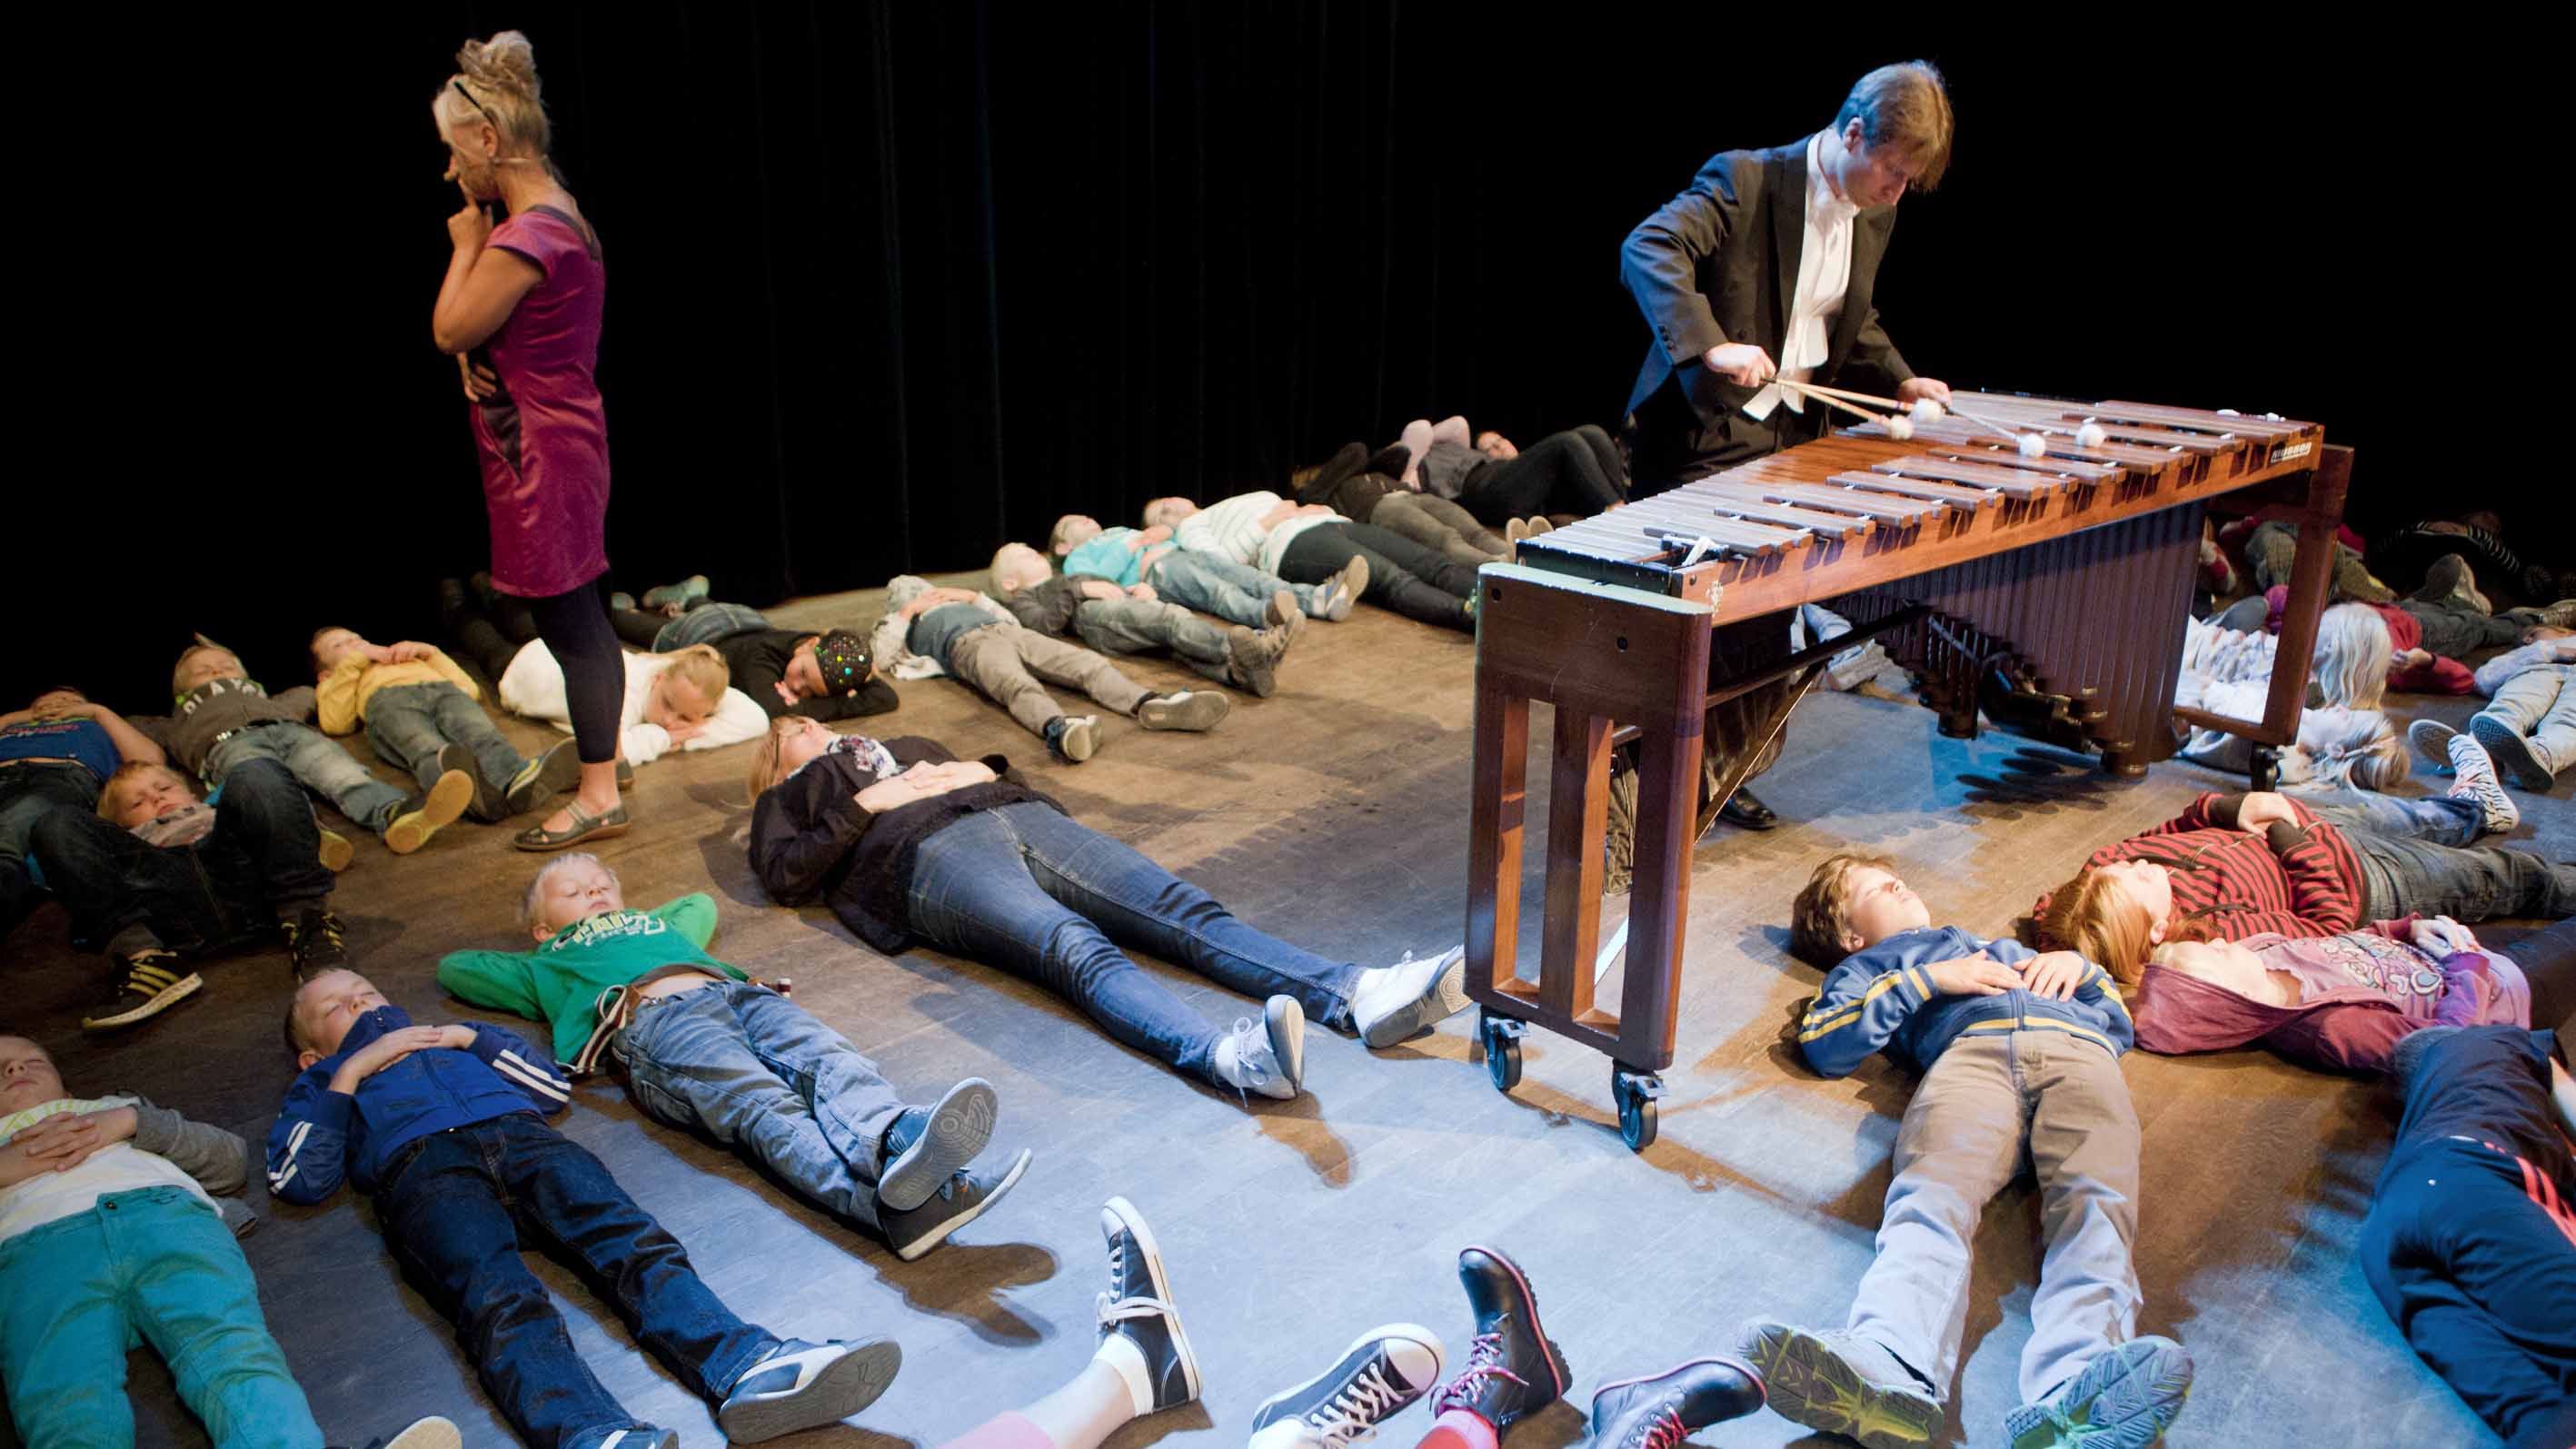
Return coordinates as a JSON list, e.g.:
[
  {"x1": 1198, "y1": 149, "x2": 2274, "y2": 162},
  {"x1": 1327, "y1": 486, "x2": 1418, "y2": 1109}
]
[{"x1": 1616, "y1": 61, "x2": 1954, "y2": 829}]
